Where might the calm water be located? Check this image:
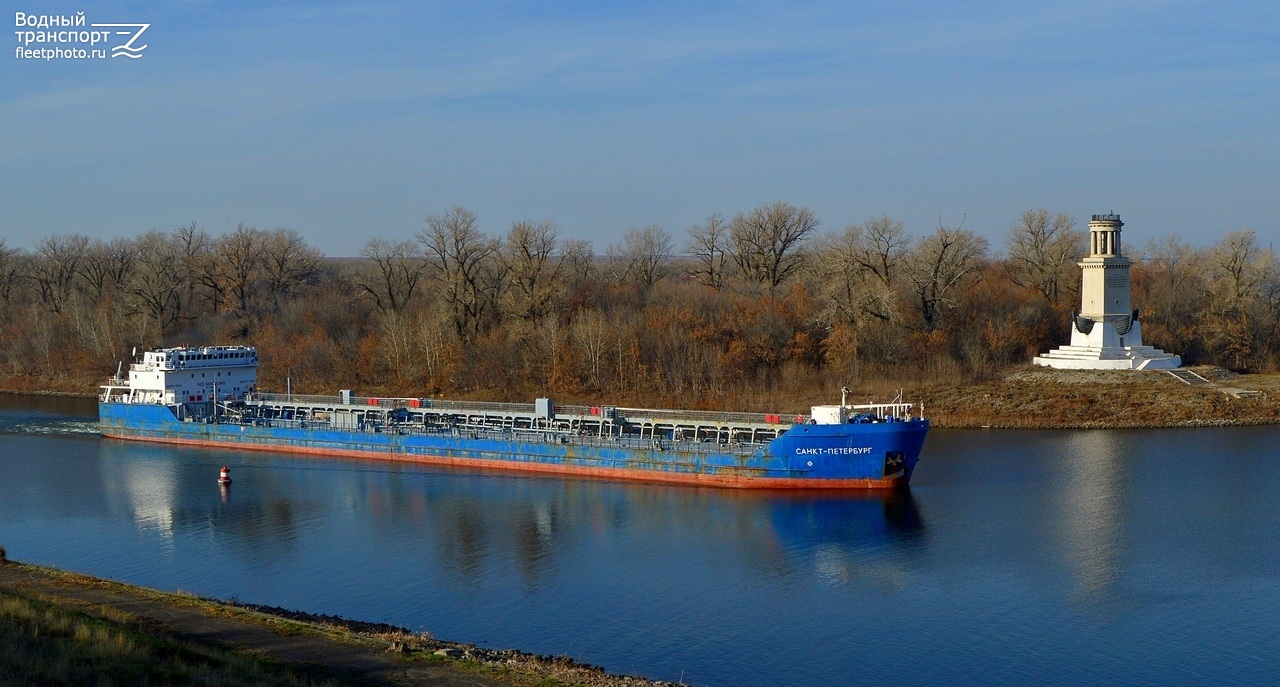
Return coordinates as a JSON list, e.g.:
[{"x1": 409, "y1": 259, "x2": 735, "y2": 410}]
[{"x1": 3, "y1": 394, "x2": 1280, "y2": 686}]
